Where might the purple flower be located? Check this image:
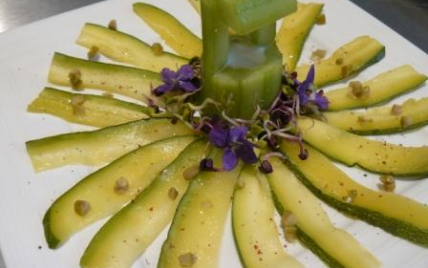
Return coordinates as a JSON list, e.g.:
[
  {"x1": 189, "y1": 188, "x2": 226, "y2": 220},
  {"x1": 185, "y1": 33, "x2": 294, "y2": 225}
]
[
  {"x1": 209, "y1": 126, "x2": 257, "y2": 171},
  {"x1": 153, "y1": 65, "x2": 197, "y2": 96},
  {"x1": 296, "y1": 65, "x2": 329, "y2": 110}
]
